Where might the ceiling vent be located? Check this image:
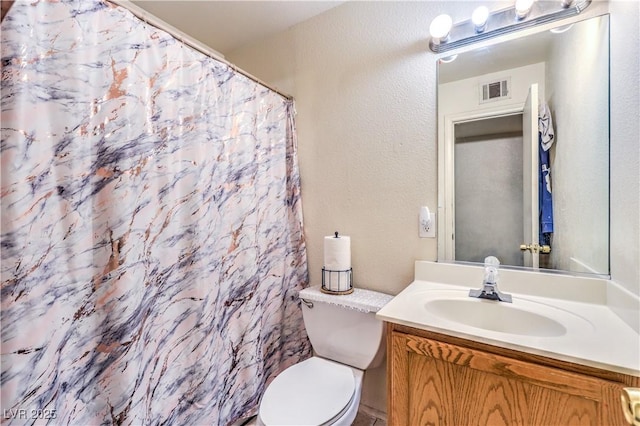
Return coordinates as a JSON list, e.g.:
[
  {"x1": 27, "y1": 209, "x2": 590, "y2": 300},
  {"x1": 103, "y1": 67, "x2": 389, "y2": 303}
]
[{"x1": 479, "y1": 78, "x2": 511, "y2": 103}]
